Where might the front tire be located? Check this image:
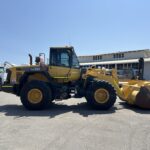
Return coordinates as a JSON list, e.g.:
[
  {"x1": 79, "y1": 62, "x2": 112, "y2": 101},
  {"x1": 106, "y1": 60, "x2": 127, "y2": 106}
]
[
  {"x1": 20, "y1": 80, "x2": 52, "y2": 110},
  {"x1": 85, "y1": 80, "x2": 116, "y2": 110}
]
